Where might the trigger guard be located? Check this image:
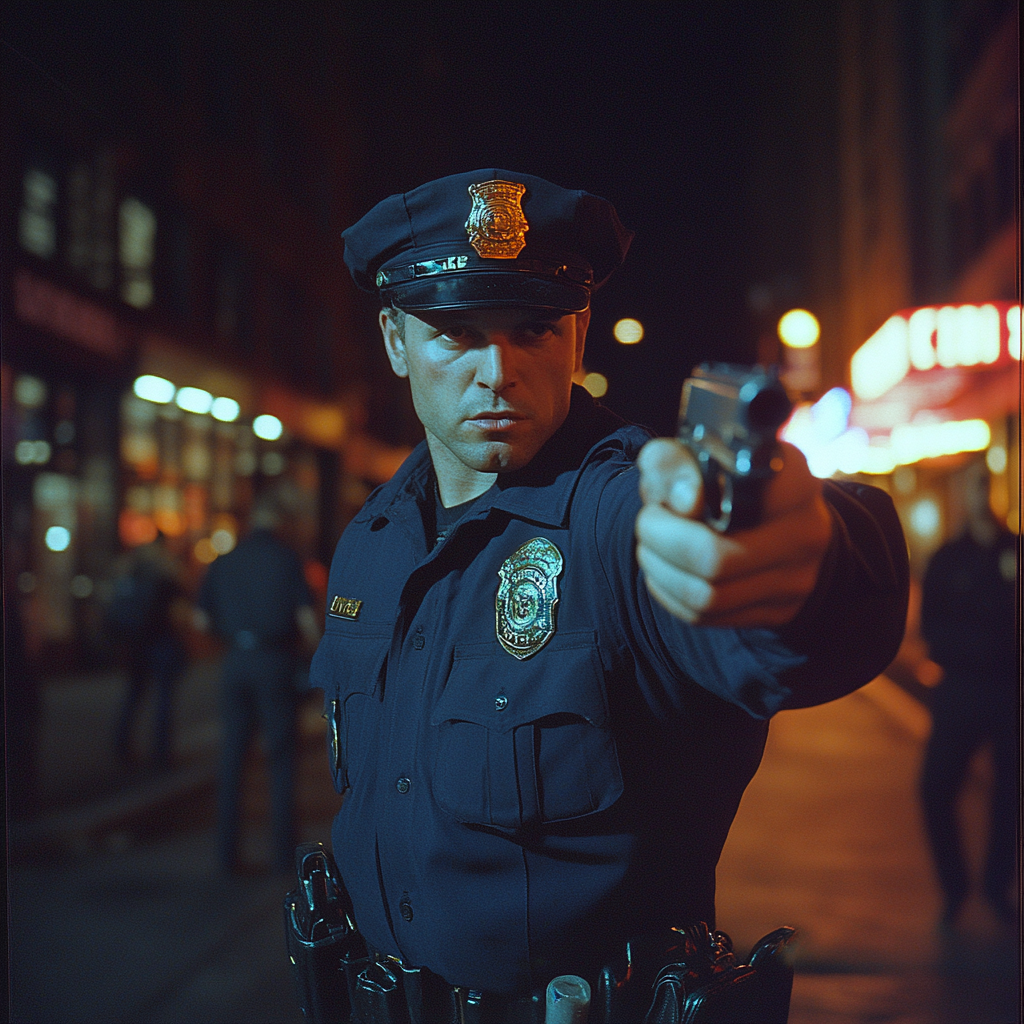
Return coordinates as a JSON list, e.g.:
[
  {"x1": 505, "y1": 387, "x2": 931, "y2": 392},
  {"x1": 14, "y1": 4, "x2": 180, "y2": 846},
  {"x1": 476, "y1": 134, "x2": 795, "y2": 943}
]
[{"x1": 698, "y1": 454, "x2": 733, "y2": 533}]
